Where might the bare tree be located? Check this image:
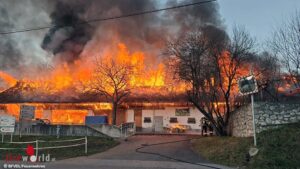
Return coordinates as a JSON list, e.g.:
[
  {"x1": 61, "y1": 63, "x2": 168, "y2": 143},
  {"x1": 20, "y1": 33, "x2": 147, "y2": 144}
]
[
  {"x1": 255, "y1": 52, "x2": 281, "y2": 101},
  {"x1": 271, "y1": 11, "x2": 300, "y2": 88},
  {"x1": 167, "y1": 26, "x2": 254, "y2": 136},
  {"x1": 88, "y1": 57, "x2": 132, "y2": 125},
  {"x1": 213, "y1": 26, "x2": 254, "y2": 134}
]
